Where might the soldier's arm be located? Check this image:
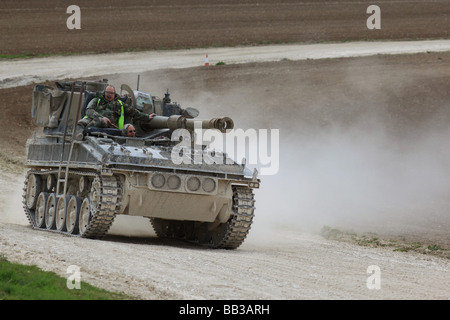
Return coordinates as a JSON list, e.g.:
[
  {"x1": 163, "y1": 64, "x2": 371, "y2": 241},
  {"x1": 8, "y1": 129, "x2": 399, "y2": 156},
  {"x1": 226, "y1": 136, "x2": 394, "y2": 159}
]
[
  {"x1": 124, "y1": 104, "x2": 153, "y2": 122},
  {"x1": 85, "y1": 98, "x2": 103, "y2": 120}
]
